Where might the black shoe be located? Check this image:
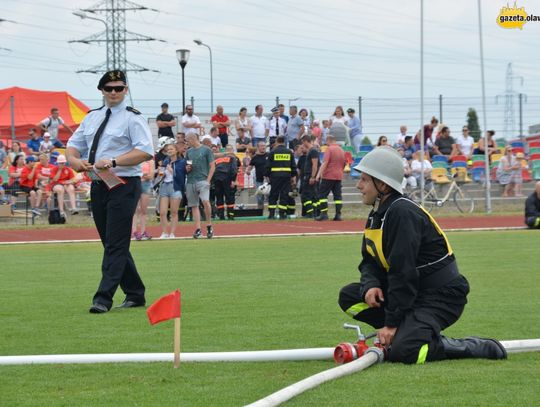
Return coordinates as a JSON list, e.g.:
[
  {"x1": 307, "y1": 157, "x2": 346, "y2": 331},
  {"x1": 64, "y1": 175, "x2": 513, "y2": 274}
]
[
  {"x1": 316, "y1": 213, "x2": 329, "y2": 221},
  {"x1": 206, "y1": 225, "x2": 214, "y2": 239},
  {"x1": 193, "y1": 228, "x2": 202, "y2": 239},
  {"x1": 267, "y1": 215, "x2": 275, "y2": 220},
  {"x1": 441, "y1": 336, "x2": 507, "y2": 360},
  {"x1": 89, "y1": 303, "x2": 109, "y2": 314},
  {"x1": 333, "y1": 214, "x2": 342, "y2": 221},
  {"x1": 116, "y1": 300, "x2": 145, "y2": 309}
]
